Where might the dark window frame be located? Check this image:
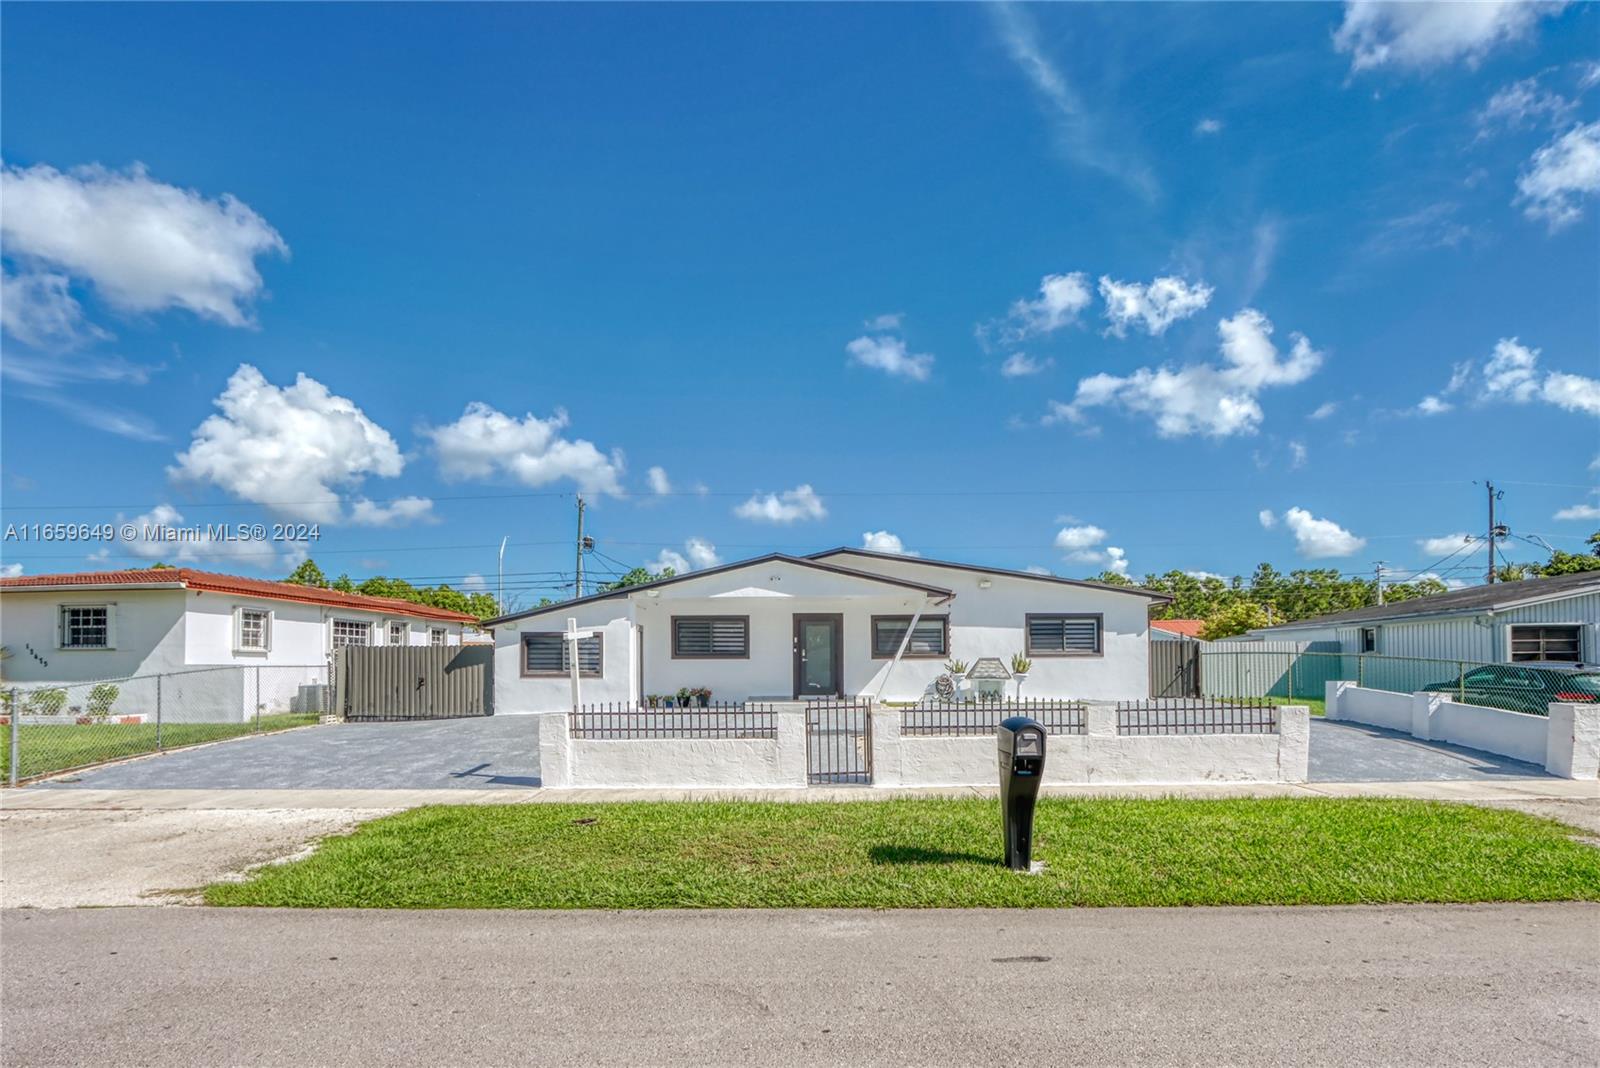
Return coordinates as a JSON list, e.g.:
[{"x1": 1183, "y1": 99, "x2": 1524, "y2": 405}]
[
  {"x1": 60, "y1": 604, "x2": 111, "y2": 649},
  {"x1": 670, "y1": 615, "x2": 751, "y2": 659},
  {"x1": 521, "y1": 631, "x2": 603, "y2": 677},
  {"x1": 869, "y1": 614, "x2": 950, "y2": 659},
  {"x1": 1359, "y1": 627, "x2": 1377, "y2": 653},
  {"x1": 1024, "y1": 612, "x2": 1104, "y2": 658},
  {"x1": 1509, "y1": 624, "x2": 1582, "y2": 663}
]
